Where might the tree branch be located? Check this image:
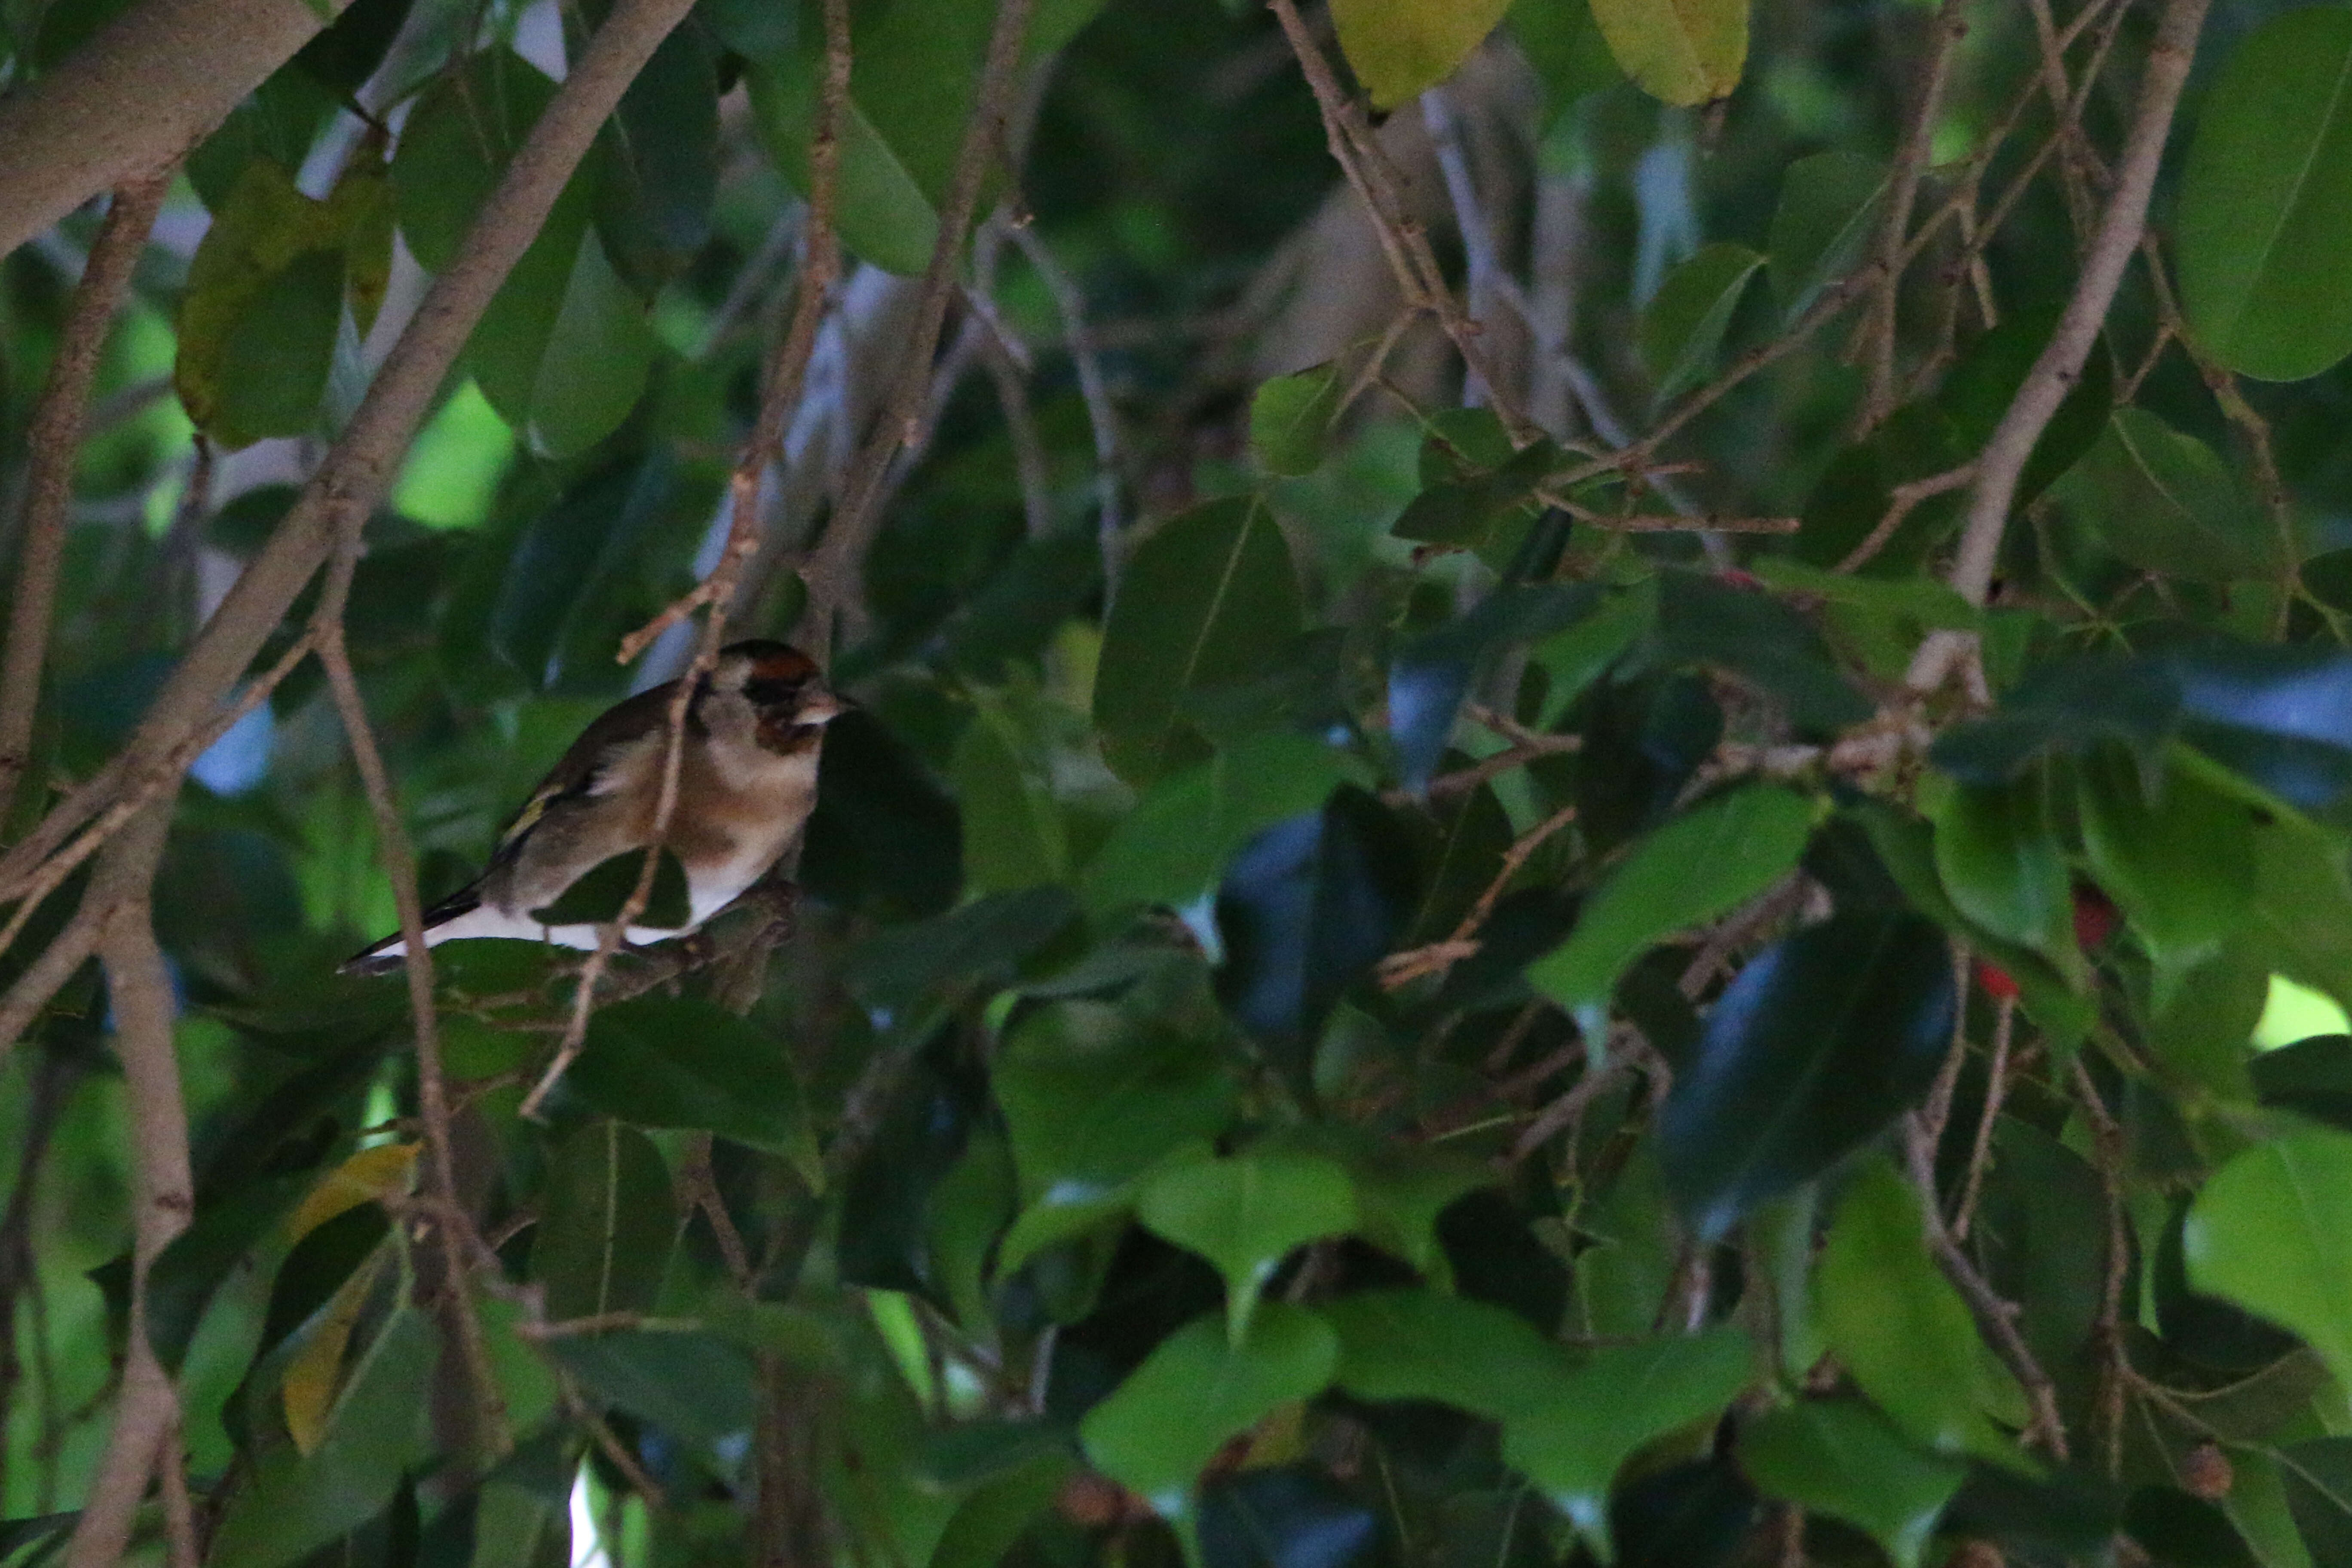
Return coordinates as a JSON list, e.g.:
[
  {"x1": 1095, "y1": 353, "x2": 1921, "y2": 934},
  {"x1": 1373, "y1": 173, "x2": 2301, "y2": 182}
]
[
  {"x1": 65, "y1": 897, "x2": 195, "y2": 1568},
  {"x1": 1915, "y1": 0, "x2": 2209, "y2": 687},
  {"x1": 0, "y1": 170, "x2": 172, "y2": 825}
]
